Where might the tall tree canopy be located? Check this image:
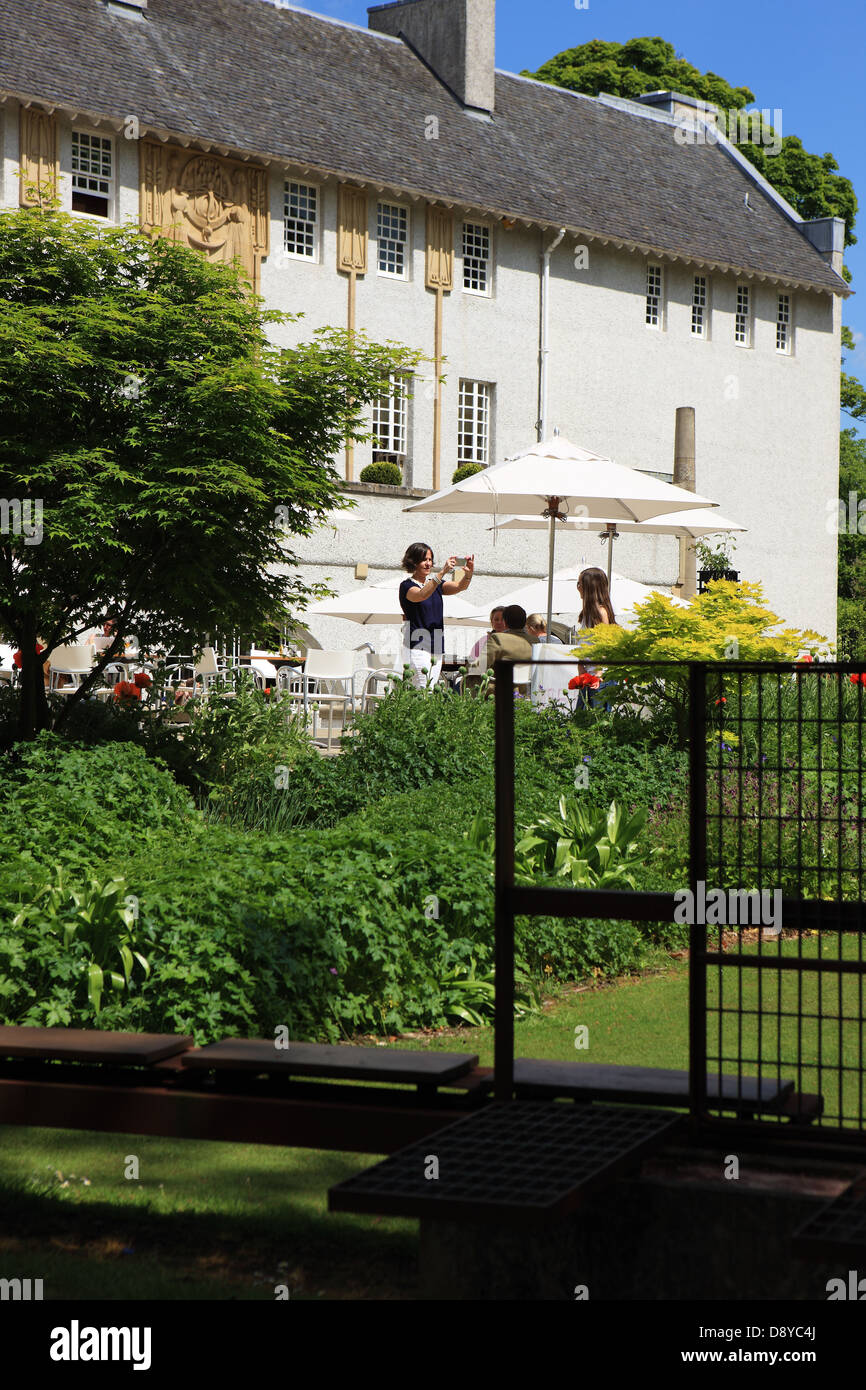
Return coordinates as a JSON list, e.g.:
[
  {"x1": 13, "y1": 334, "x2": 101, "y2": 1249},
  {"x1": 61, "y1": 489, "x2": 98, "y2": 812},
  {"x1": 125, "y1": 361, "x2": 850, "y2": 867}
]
[
  {"x1": 0, "y1": 207, "x2": 416, "y2": 738},
  {"x1": 524, "y1": 36, "x2": 857, "y2": 248}
]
